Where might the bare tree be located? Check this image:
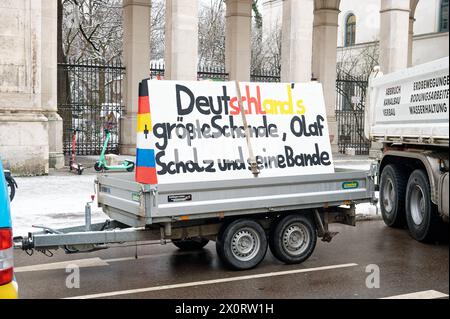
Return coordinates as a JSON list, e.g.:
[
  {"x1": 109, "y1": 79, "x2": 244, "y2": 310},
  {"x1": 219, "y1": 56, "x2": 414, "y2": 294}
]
[
  {"x1": 337, "y1": 41, "x2": 380, "y2": 80},
  {"x1": 198, "y1": 0, "x2": 226, "y2": 68},
  {"x1": 150, "y1": 0, "x2": 165, "y2": 61}
]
